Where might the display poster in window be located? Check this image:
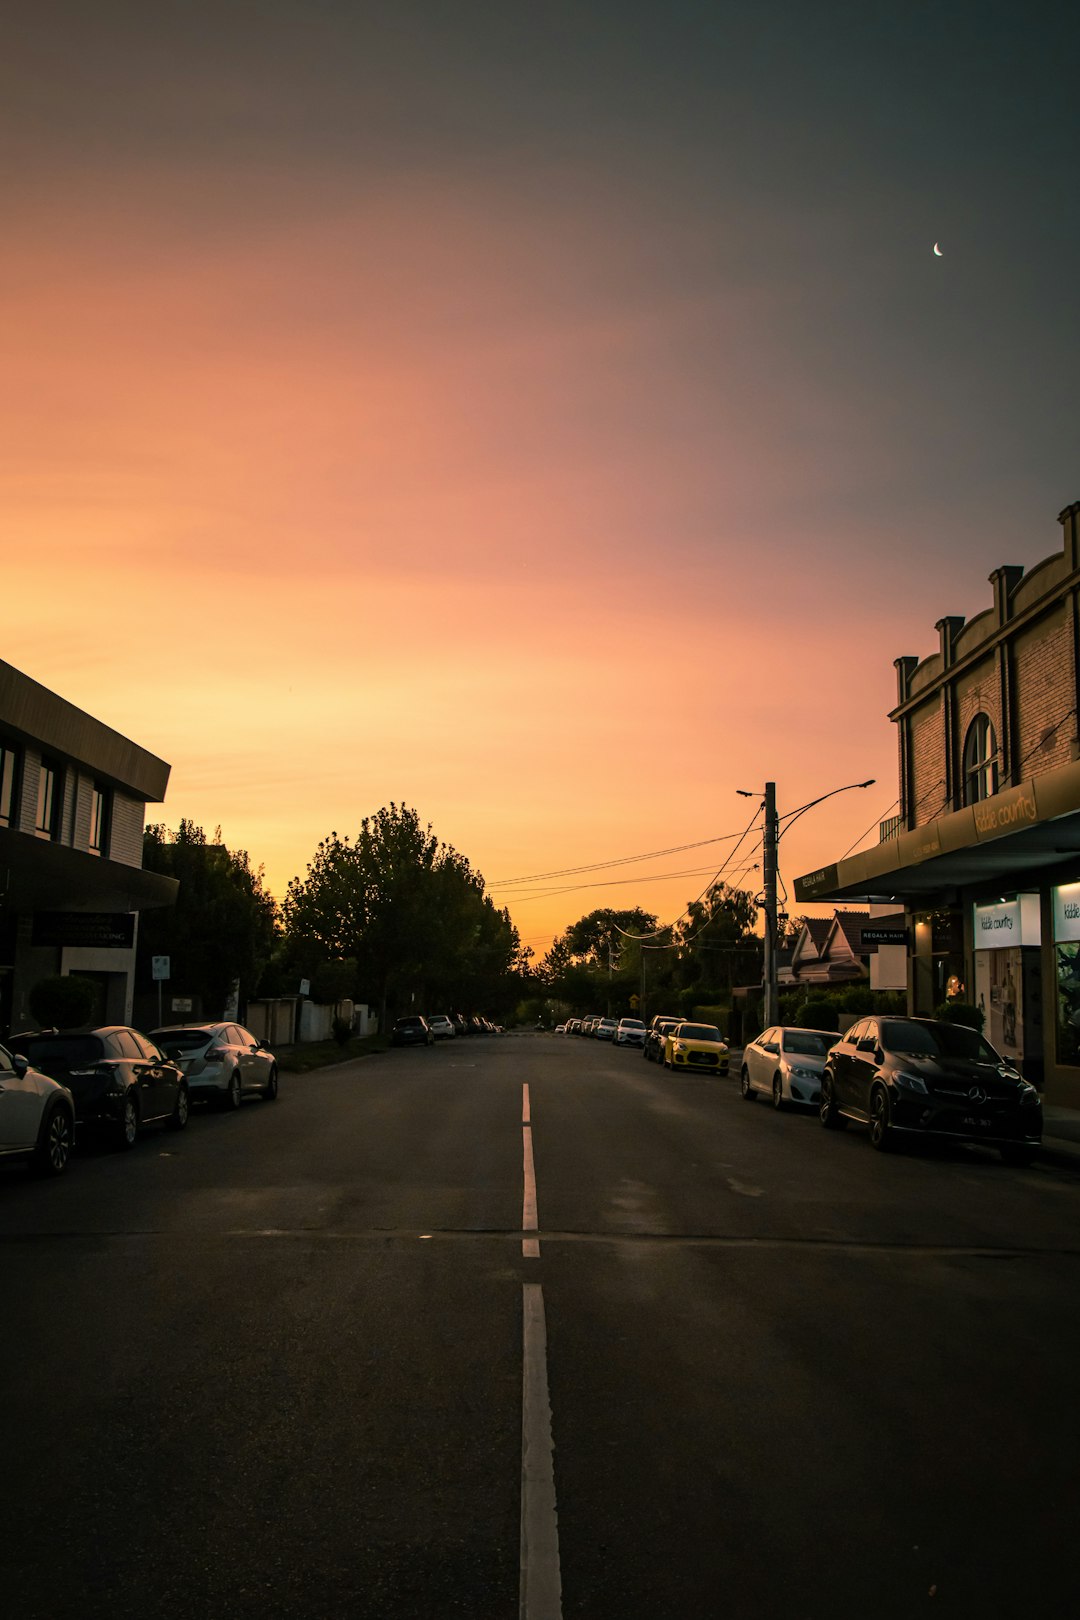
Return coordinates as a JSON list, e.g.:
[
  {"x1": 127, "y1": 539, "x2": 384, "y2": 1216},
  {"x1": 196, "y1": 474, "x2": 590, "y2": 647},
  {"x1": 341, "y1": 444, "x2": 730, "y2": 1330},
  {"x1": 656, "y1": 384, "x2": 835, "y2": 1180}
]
[
  {"x1": 975, "y1": 946, "x2": 1024, "y2": 1068},
  {"x1": 1053, "y1": 883, "x2": 1080, "y2": 943}
]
